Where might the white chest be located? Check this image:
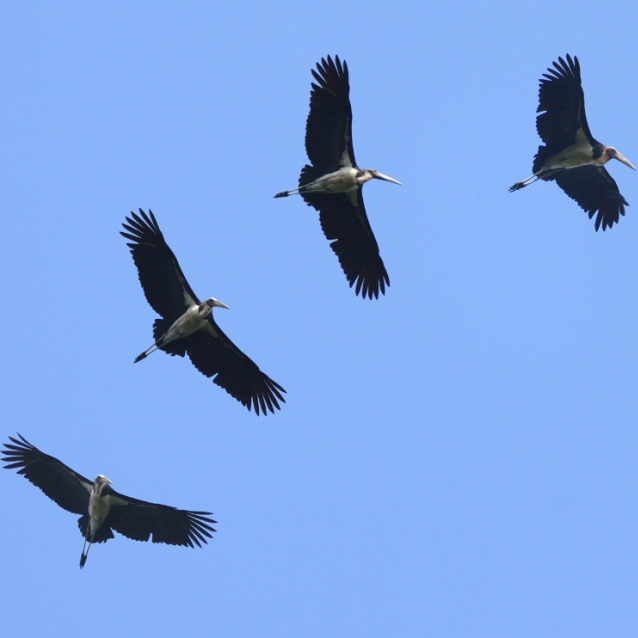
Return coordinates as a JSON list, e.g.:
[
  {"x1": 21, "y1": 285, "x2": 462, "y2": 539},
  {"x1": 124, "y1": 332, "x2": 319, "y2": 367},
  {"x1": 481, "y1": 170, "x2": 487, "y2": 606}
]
[
  {"x1": 308, "y1": 167, "x2": 359, "y2": 194},
  {"x1": 166, "y1": 305, "x2": 207, "y2": 341}
]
